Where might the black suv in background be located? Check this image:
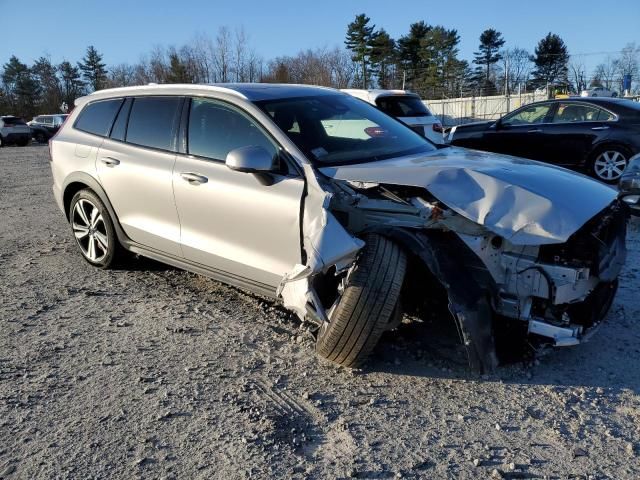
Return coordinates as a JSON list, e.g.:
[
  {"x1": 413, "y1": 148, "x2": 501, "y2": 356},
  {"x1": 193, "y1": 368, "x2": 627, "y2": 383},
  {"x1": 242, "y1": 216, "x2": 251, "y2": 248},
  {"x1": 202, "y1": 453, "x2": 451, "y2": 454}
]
[
  {"x1": 28, "y1": 114, "x2": 68, "y2": 143},
  {"x1": 447, "y1": 98, "x2": 640, "y2": 183}
]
